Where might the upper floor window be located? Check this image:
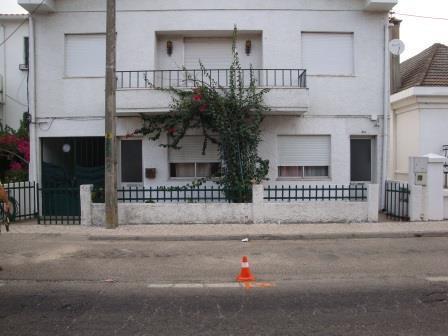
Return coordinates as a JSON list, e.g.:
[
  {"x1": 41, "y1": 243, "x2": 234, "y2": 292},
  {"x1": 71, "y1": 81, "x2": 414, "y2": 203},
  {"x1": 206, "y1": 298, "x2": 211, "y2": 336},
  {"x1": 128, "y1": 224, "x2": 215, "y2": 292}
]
[
  {"x1": 301, "y1": 32, "x2": 354, "y2": 76},
  {"x1": 65, "y1": 34, "x2": 105, "y2": 77},
  {"x1": 277, "y1": 135, "x2": 331, "y2": 179}
]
